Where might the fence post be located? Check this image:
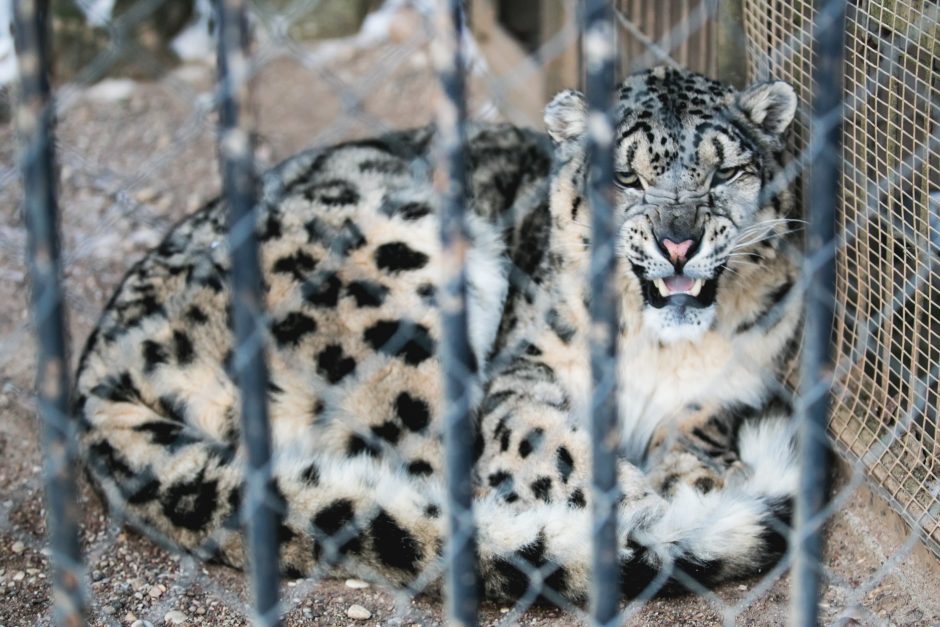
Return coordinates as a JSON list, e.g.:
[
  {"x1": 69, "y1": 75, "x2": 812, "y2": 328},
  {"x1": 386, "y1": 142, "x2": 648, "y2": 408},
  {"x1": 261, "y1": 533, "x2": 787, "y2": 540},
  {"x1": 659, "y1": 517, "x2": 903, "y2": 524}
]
[
  {"x1": 792, "y1": 0, "x2": 845, "y2": 625},
  {"x1": 13, "y1": 1, "x2": 88, "y2": 625},
  {"x1": 715, "y1": 0, "x2": 747, "y2": 87},
  {"x1": 215, "y1": 1, "x2": 282, "y2": 624},
  {"x1": 429, "y1": 3, "x2": 480, "y2": 625},
  {"x1": 582, "y1": 1, "x2": 621, "y2": 625}
]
